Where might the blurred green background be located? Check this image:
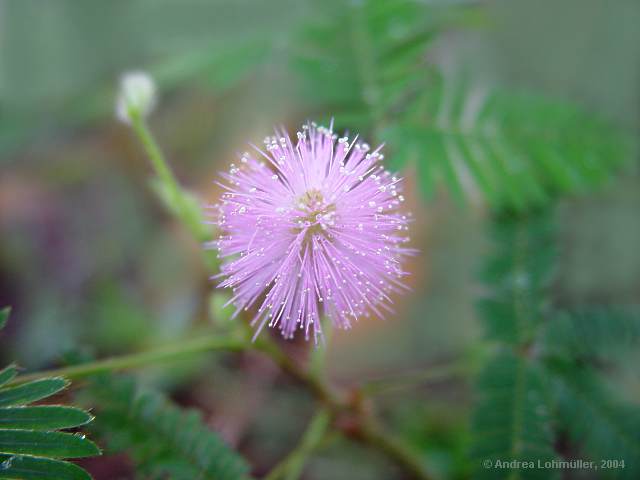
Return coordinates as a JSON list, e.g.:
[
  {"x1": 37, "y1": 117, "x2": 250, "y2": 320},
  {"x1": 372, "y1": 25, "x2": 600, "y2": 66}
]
[{"x1": 1, "y1": 1, "x2": 639, "y2": 479}]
